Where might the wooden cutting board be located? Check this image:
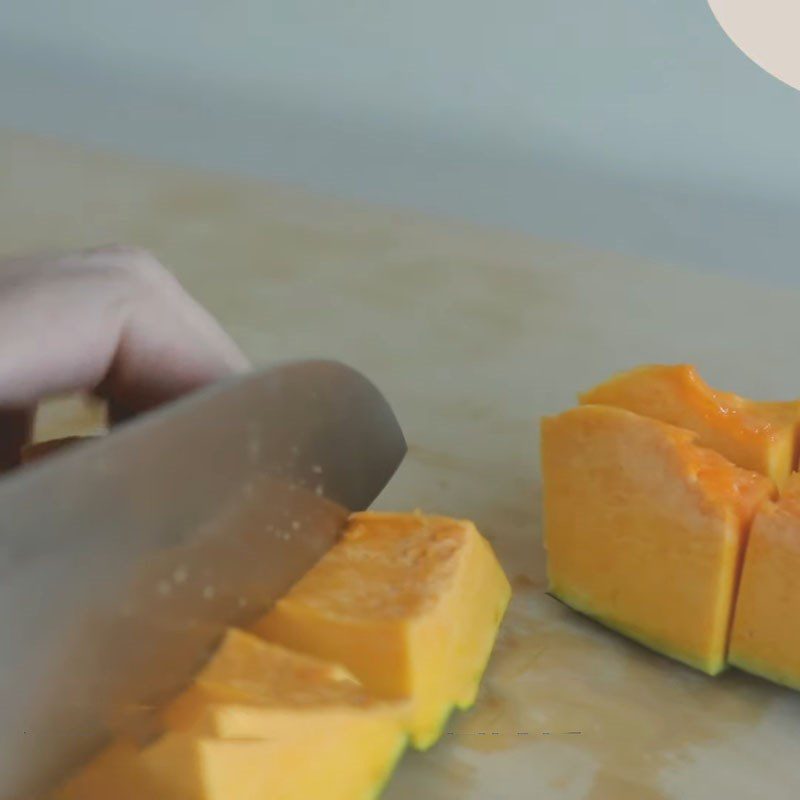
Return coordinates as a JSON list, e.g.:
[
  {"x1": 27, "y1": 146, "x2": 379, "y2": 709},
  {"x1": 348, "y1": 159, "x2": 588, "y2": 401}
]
[{"x1": 4, "y1": 130, "x2": 799, "y2": 800}]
